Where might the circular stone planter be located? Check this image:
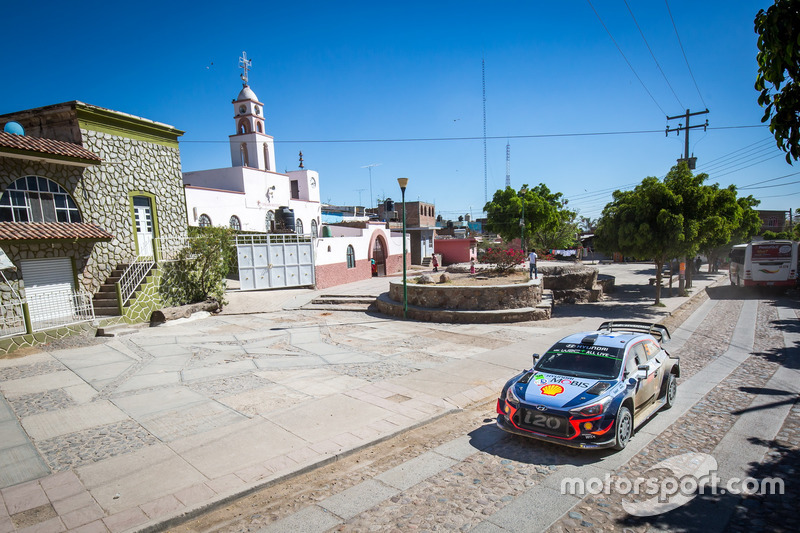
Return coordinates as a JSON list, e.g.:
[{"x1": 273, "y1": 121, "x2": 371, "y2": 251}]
[{"x1": 375, "y1": 279, "x2": 552, "y2": 323}]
